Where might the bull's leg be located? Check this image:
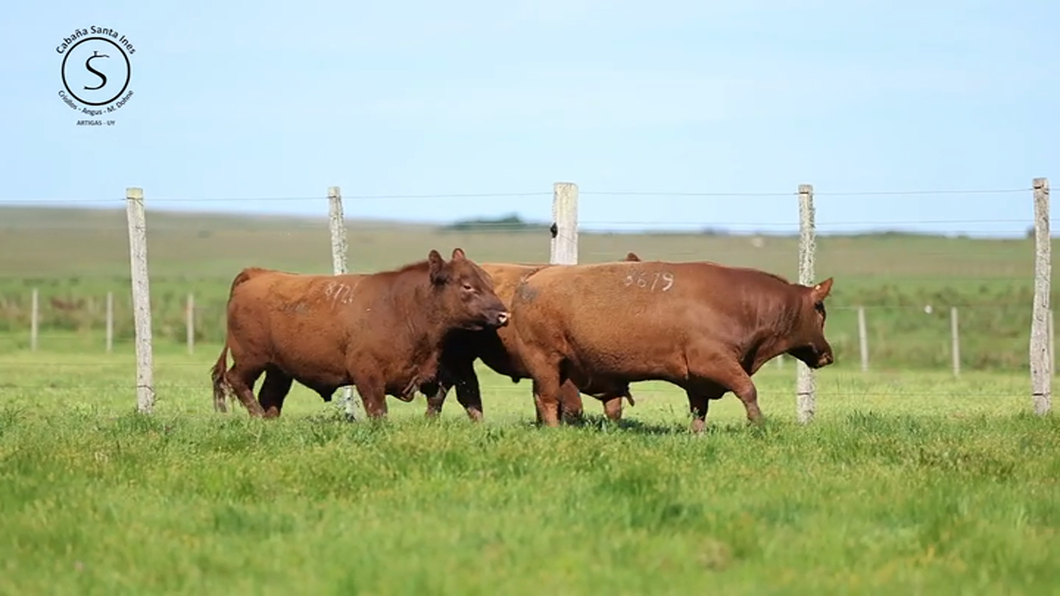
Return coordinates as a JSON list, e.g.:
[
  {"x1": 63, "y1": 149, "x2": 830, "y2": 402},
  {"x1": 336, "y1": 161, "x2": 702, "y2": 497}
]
[
  {"x1": 453, "y1": 369, "x2": 485, "y2": 423},
  {"x1": 424, "y1": 384, "x2": 450, "y2": 419},
  {"x1": 556, "y1": 380, "x2": 584, "y2": 425},
  {"x1": 694, "y1": 365, "x2": 762, "y2": 426},
  {"x1": 602, "y1": 396, "x2": 624, "y2": 422},
  {"x1": 531, "y1": 376, "x2": 564, "y2": 427},
  {"x1": 258, "y1": 367, "x2": 294, "y2": 419},
  {"x1": 521, "y1": 350, "x2": 565, "y2": 427},
  {"x1": 733, "y1": 379, "x2": 762, "y2": 424},
  {"x1": 685, "y1": 344, "x2": 764, "y2": 427},
  {"x1": 685, "y1": 390, "x2": 711, "y2": 434},
  {"x1": 714, "y1": 367, "x2": 762, "y2": 424},
  {"x1": 225, "y1": 365, "x2": 266, "y2": 417},
  {"x1": 351, "y1": 374, "x2": 388, "y2": 419}
]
